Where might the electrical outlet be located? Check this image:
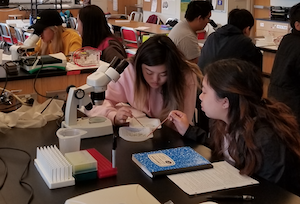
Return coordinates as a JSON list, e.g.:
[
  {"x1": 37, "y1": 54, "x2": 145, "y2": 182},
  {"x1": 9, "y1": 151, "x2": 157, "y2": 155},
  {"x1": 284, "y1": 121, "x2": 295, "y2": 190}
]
[{"x1": 46, "y1": 90, "x2": 67, "y2": 101}]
